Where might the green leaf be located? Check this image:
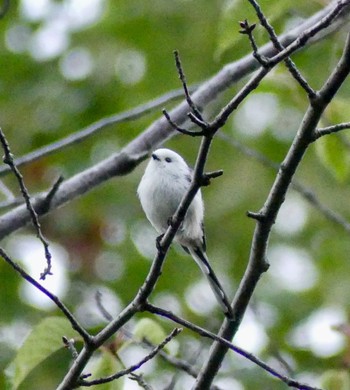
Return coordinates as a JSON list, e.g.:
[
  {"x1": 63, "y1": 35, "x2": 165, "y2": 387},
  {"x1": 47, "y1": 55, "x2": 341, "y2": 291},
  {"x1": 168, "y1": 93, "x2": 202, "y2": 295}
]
[
  {"x1": 134, "y1": 318, "x2": 167, "y2": 344},
  {"x1": 133, "y1": 318, "x2": 178, "y2": 356},
  {"x1": 326, "y1": 97, "x2": 350, "y2": 123},
  {"x1": 89, "y1": 349, "x2": 124, "y2": 390},
  {"x1": 316, "y1": 135, "x2": 350, "y2": 182},
  {"x1": 321, "y1": 369, "x2": 350, "y2": 390},
  {"x1": 5, "y1": 317, "x2": 80, "y2": 390}
]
